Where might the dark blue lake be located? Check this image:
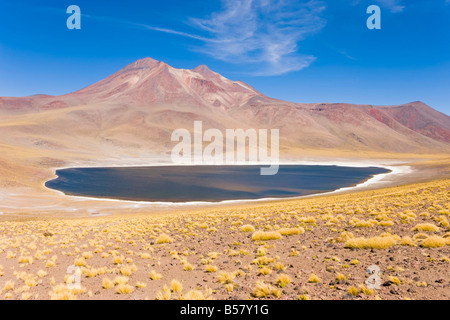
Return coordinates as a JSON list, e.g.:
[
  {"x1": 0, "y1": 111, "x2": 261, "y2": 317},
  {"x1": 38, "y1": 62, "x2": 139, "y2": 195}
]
[{"x1": 45, "y1": 165, "x2": 389, "y2": 202}]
